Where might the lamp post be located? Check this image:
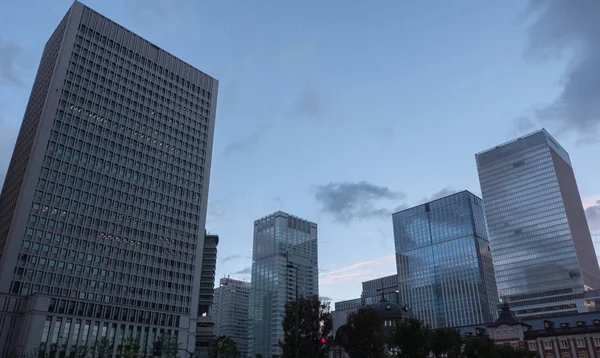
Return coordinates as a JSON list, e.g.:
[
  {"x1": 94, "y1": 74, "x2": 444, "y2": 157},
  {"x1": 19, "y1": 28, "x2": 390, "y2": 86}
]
[{"x1": 286, "y1": 263, "x2": 299, "y2": 358}]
